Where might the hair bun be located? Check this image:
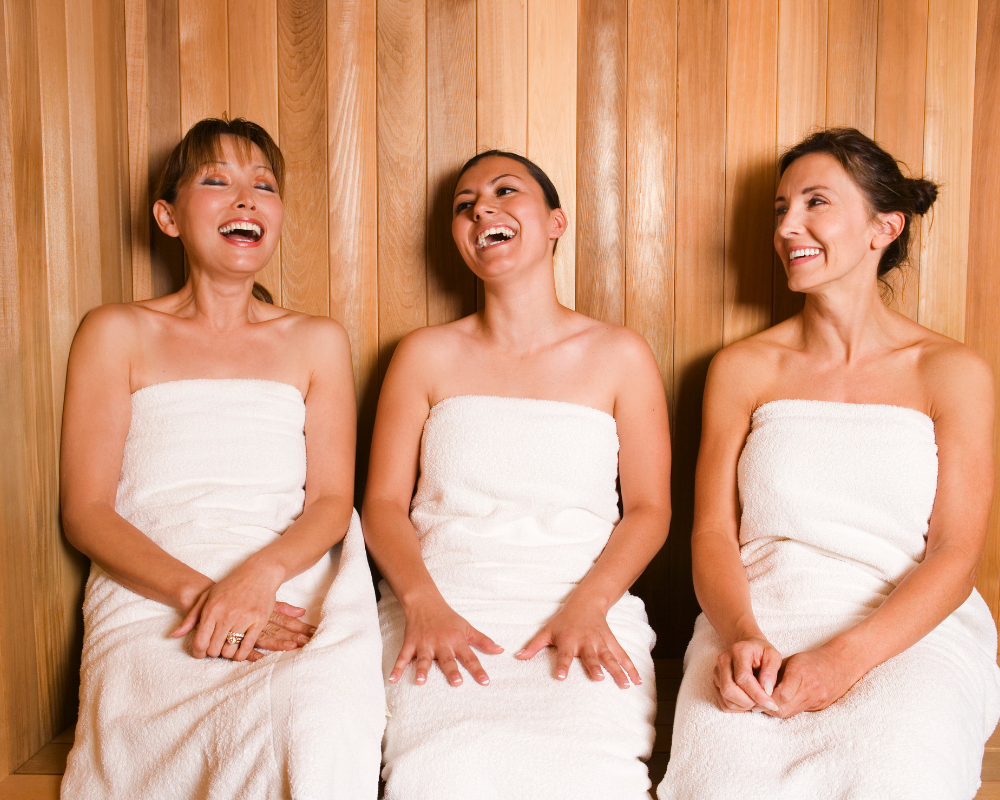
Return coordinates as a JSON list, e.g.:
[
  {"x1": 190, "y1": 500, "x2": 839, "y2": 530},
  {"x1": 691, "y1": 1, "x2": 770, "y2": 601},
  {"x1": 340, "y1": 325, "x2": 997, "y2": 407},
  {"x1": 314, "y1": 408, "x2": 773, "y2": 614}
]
[{"x1": 910, "y1": 178, "x2": 938, "y2": 215}]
